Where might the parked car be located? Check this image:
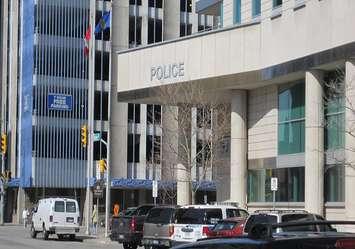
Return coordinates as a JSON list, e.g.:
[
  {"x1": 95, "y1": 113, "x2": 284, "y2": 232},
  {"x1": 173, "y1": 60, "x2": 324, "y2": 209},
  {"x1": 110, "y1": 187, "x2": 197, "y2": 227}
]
[
  {"x1": 171, "y1": 220, "x2": 355, "y2": 249},
  {"x1": 30, "y1": 198, "x2": 80, "y2": 240},
  {"x1": 244, "y1": 209, "x2": 332, "y2": 234},
  {"x1": 171, "y1": 205, "x2": 249, "y2": 246},
  {"x1": 142, "y1": 205, "x2": 179, "y2": 249},
  {"x1": 207, "y1": 217, "x2": 247, "y2": 238},
  {"x1": 119, "y1": 207, "x2": 138, "y2": 217},
  {"x1": 111, "y1": 204, "x2": 155, "y2": 249}
]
